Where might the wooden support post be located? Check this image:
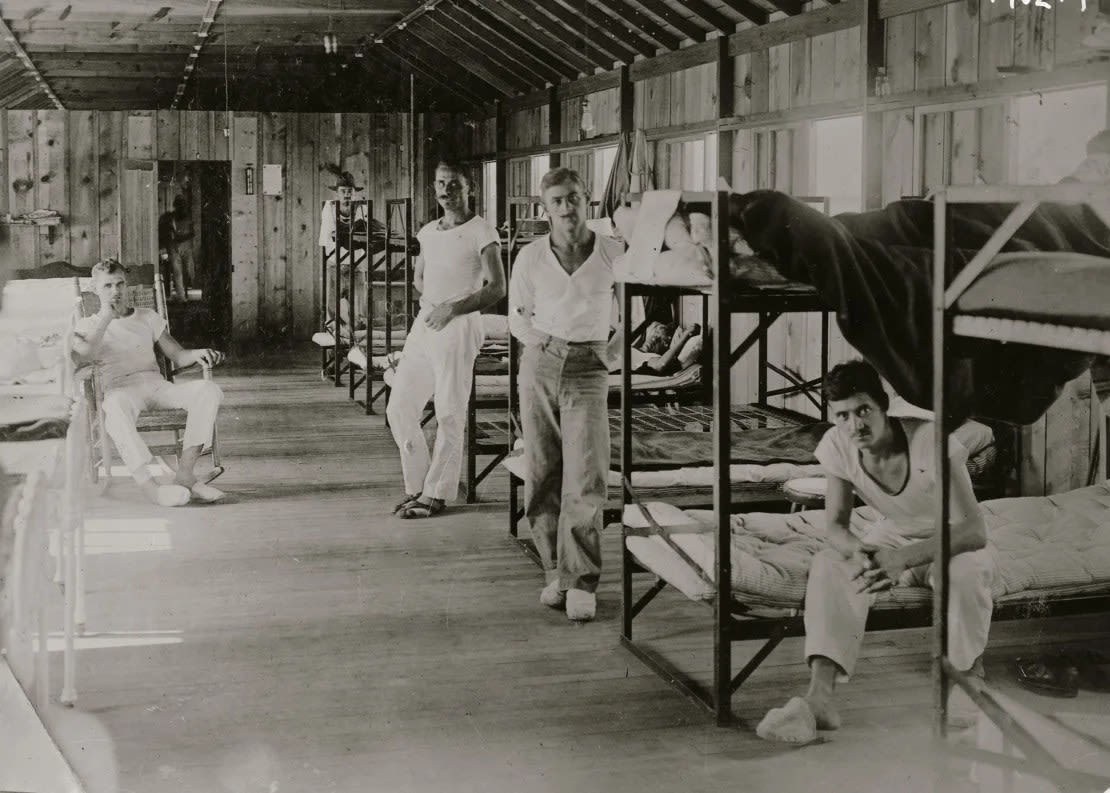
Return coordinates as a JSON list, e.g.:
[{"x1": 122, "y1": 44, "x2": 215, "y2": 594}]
[
  {"x1": 495, "y1": 100, "x2": 507, "y2": 229},
  {"x1": 619, "y1": 64, "x2": 635, "y2": 136},
  {"x1": 548, "y1": 86, "x2": 562, "y2": 168},
  {"x1": 717, "y1": 37, "x2": 735, "y2": 187},
  {"x1": 861, "y1": 0, "x2": 886, "y2": 209}
]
